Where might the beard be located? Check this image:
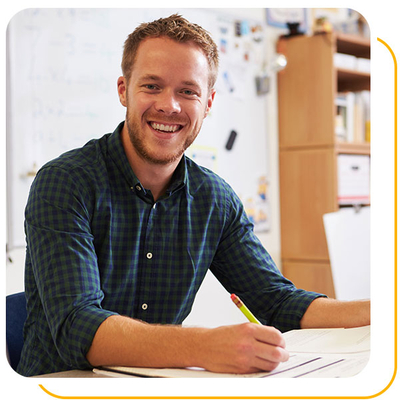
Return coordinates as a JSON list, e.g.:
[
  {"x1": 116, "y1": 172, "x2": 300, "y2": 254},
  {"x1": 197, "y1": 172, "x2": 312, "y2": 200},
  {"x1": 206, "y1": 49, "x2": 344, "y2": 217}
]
[{"x1": 125, "y1": 109, "x2": 201, "y2": 166}]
